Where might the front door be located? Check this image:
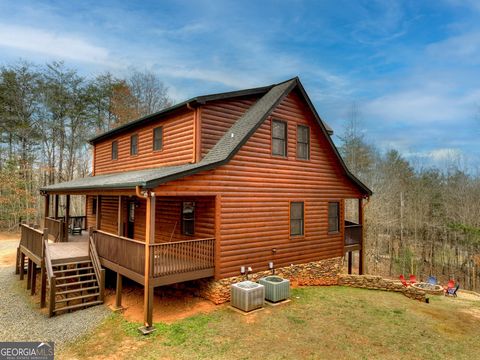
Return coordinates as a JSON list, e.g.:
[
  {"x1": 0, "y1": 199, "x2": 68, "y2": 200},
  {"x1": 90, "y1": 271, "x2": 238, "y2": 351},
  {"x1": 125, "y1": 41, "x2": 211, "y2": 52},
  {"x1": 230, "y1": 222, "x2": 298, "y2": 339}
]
[{"x1": 127, "y1": 201, "x2": 135, "y2": 239}]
